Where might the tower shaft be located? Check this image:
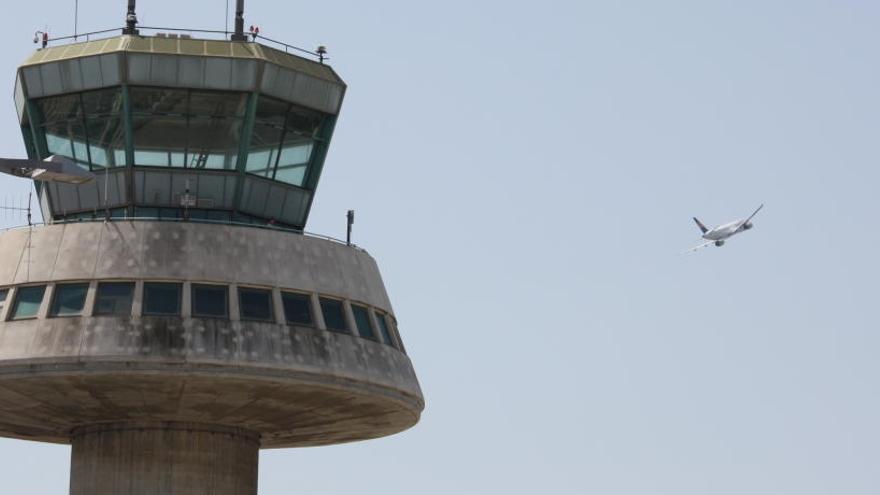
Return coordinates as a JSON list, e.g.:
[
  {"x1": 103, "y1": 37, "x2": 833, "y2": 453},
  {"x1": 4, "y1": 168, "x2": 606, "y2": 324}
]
[{"x1": 70, "y1": 422, "x2": 259, "y2": 495}]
